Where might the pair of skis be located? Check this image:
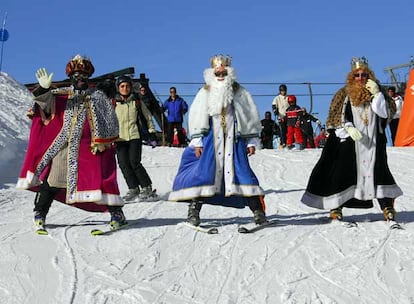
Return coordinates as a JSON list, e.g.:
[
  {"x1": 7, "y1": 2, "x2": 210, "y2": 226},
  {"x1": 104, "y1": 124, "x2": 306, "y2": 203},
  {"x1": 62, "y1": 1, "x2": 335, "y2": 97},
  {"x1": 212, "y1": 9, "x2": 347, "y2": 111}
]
[
  {"x1": 181, "y1": 219, "x2": 280, "y2": 234},
  {"x1": 327, "y1": 218, "x2": 403, "y2": 230}
]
